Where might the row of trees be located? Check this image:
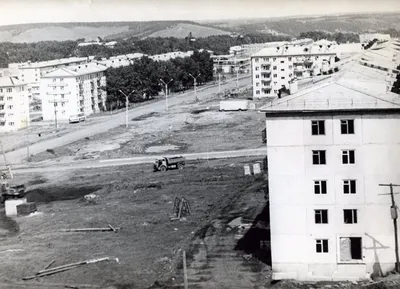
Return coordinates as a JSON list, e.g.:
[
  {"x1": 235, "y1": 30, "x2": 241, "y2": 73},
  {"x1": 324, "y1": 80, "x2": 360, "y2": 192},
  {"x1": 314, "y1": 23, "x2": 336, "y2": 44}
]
[
  {"x1": 0, "y1": 33, "x2": 292, "y2": 68},
  {"x1": 298, "y1": 31, "x2": 360, "y2": 43},
  {"x1": 104, "y1": 50, "x2": 213, "y2": 109}
]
